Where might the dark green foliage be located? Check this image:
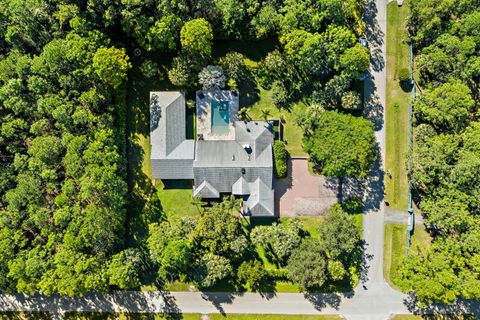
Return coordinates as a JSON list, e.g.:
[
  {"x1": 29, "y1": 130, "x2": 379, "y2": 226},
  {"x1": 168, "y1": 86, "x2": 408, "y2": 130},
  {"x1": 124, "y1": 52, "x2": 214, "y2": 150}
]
[
  {"x1": 287, "y1": 238, "x2": 328, "y2": 290},
  {"x1": 403, "y1": 0, "x2": 480, "y2": 306},
  {"x1": 0, "y1": 0, "x2": 365, "y2": 296},
  {"x1": 303, "y1": 110, "x2": 377, "y2": 179},
  {"x1": 286, "y1": 204, "x2": 360, "y2": 290},
  {"x1": 237, "y1": 260, "x2": 267, "y2": 290},
  {"x1": 273, "y1": 140, "x2": 289, "y2": 178}
]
